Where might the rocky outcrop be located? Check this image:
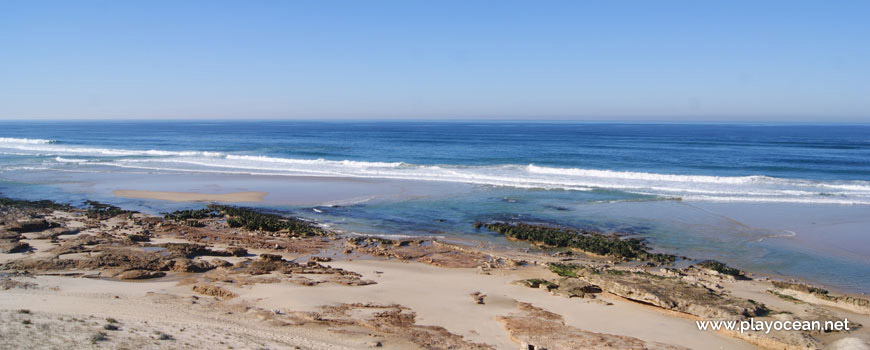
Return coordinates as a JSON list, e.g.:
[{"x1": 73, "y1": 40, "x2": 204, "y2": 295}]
[
  {"x1": 771, "y1": 281, "x2": 870, "y2": 315},
  {"x1": 169, "y1": 258, "x2": 213, "y2": 273},
  {"x1": 0, "y1": 230, "x2": 21, "y2": 240},
  {"x1": 28, "y1": 227, "x2": 79, "y2": 240},
  {"x1": 575, "y1": 268, "x2": 767, "y2": 319},
  {"x1": 7, "y1": 218, "x2": 55, "y2": 233},
  {"x1": 116, "y1": 269, "x2": 166, "y2": 280},
  {"x1": 227, "y1": 247, "x2": 248, "y2": 257},
  {"x1": 551, "y1": 277, "x2": 602, "y2": 298},
  {"x1": 0, "y1": 241, "x2": 30, "y2": 253},
  {"x1": 346, "y1": 237, "x2": 492, "y2": 268},
  {"x1": 192, "y1": 284, "x2": 237, "y2": 299},
  {"x1": 157, "y1": 243, "x2": 234, "y2": 259},
  {"x1": 515, "y1": 278, "x2": 602, "y2": 299},
  {"x1": 309, "y1": 303, "x2": 494, "y2": 350},
  {"x1": 497, "y1": 302, "x2": 689, "y2": 350}
]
